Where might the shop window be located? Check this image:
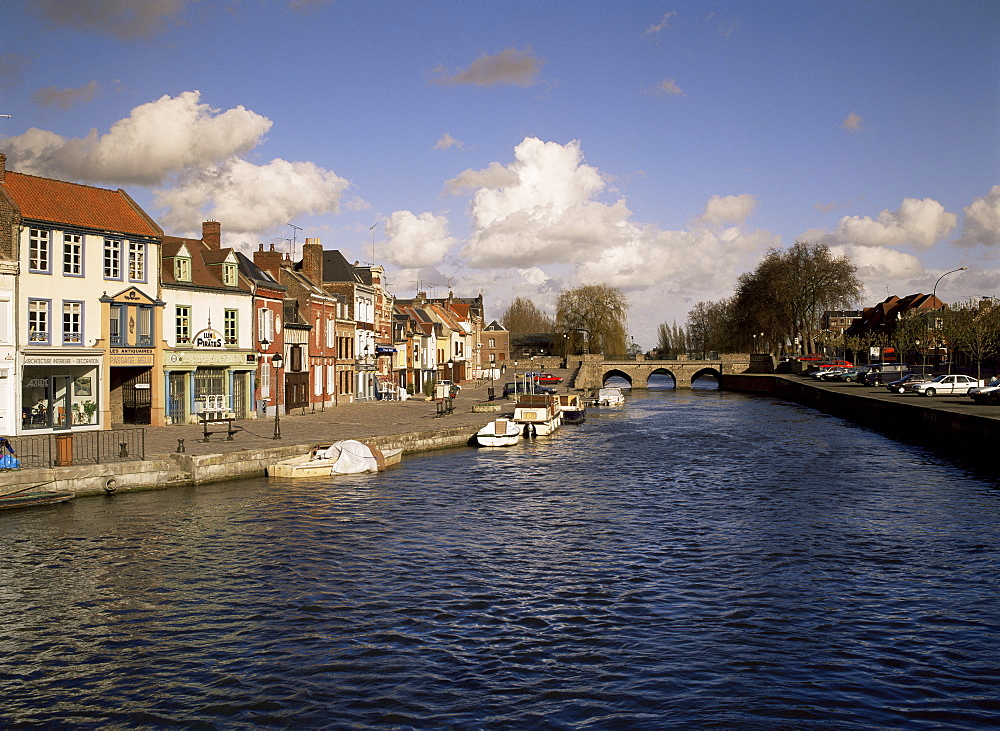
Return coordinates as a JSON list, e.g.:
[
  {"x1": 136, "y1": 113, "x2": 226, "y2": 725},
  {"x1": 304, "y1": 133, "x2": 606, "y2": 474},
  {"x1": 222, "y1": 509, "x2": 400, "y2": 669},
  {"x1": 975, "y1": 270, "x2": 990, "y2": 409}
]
[
  {"x1": 63, "y1": 233, "x2": 83, "y2": 276},
  {"x1": 62, "y1": 301, "x2": 83, "y2": 345},
  {"x1": 29, "y1": 229, "x2": 51, "y2": 273},
  {"x1": 176, "y1": 305, "x2": 191, "y2": 345},
  {"x1": 28, "y1": 299, "x2": 50, "y2": 344},
  {"x1": 104, "y1": 239, "x2": 122, "y2": 279}
]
